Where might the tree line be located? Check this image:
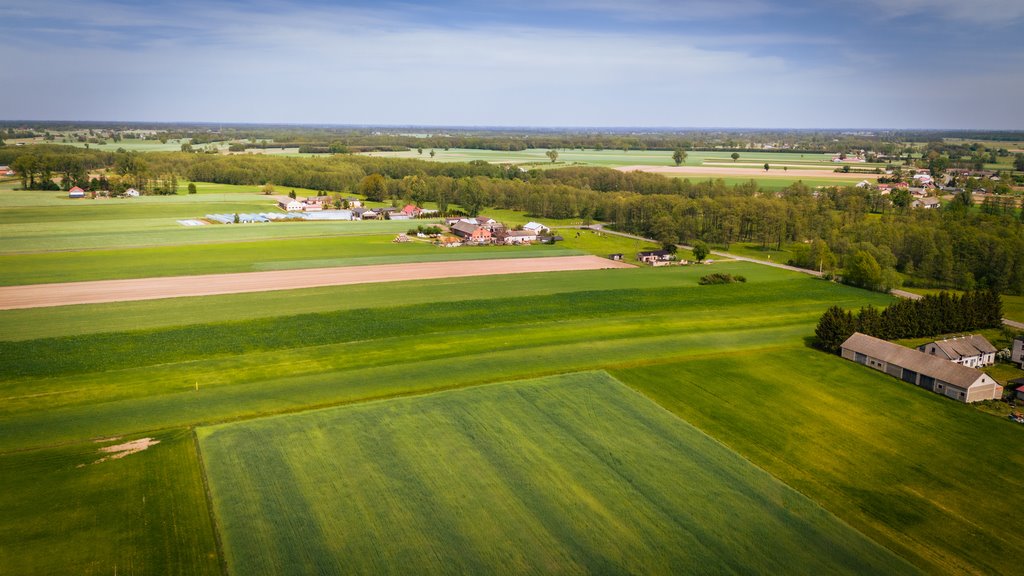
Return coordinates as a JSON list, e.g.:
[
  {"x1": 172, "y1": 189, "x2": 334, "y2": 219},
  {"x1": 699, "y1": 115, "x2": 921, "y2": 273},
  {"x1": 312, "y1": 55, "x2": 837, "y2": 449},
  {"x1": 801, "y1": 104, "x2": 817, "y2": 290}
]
[
  {"x1": 814, "y1": 290, "x2": 1004, "y2": 353},
  {"x1": 5, "y1": 144, "x2": 1023, "y2": 295}
]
